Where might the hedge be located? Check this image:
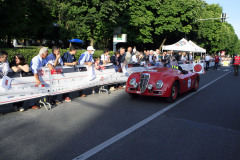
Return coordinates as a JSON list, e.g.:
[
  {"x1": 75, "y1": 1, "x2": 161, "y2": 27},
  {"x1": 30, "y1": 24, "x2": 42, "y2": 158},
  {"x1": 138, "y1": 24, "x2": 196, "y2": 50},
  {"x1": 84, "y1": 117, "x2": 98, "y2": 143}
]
[{"x1": 3, "y1": 47, "x2": 114, "y2": 64}]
